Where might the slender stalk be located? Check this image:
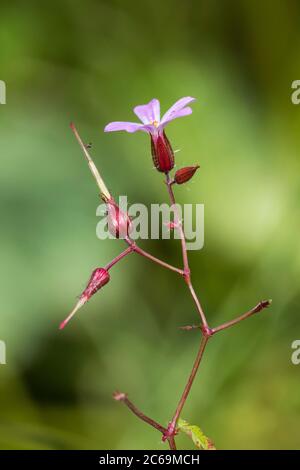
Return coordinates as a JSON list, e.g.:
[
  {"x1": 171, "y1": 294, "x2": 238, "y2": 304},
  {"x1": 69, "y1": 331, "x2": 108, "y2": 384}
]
[
  {"x1": 70, "y1": 123, "x2": 111, "y2": 200},
  {"x1": 124, "y1": 237, "x2": 184, "y2": 276},
  {"x1": 165, "y1": 173, "x2": 189, "y2": 275},
  {"x1": 168, "y1": 436, "x2": 177, "y2": 450},
  {"x1": 212, "y1": 299, "x2": 272, "y2": 335},
  {"x1": 167, "y1": 336, "x2": 209, "y2": 436},
  {"x1": 104, "y1": 246, "x2": 133, "y2": 271},
  {"x1": 165, "y1": 174, "x2": 208, "y2": 328},
  {"x1": 169, "y1": 300, "x2": 271, "y2": 429},
  {"x1": 113, "y1": 391, "x2": 177, "y2": 450},
  {"x1": 133, "y1": 244, "x2": 184, "y2": 276},
  {"x1": 113, "y1": 392, "x2": 167, "y2": 434},
  {"x1": 187, "y1": 282, "x2": 208, "y2": 329},
  {"x1": 59, "y1": 297, "x2": 86, "y2": 330},
  {"x1": 160, "y1": 173, "x2": 211, "y2": 442}
]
